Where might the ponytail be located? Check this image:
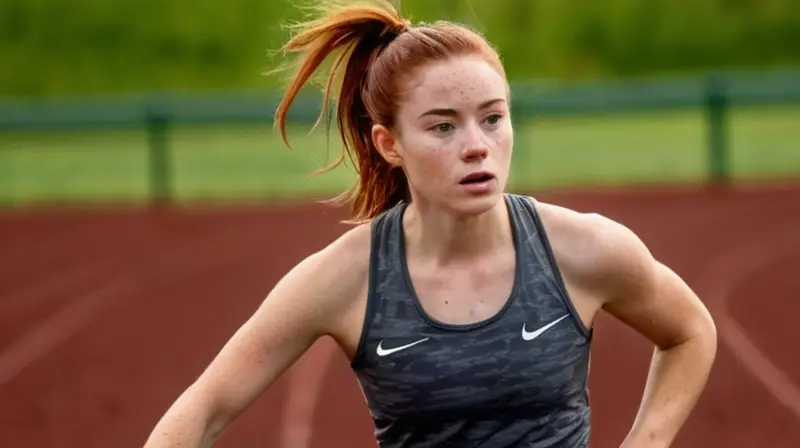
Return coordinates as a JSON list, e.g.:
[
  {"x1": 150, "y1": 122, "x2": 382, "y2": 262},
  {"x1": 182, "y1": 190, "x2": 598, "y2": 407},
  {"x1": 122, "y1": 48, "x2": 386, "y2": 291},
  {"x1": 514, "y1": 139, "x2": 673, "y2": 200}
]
[{"x1": 273, "y1": 1, "x2": 411, "y2": 223}]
